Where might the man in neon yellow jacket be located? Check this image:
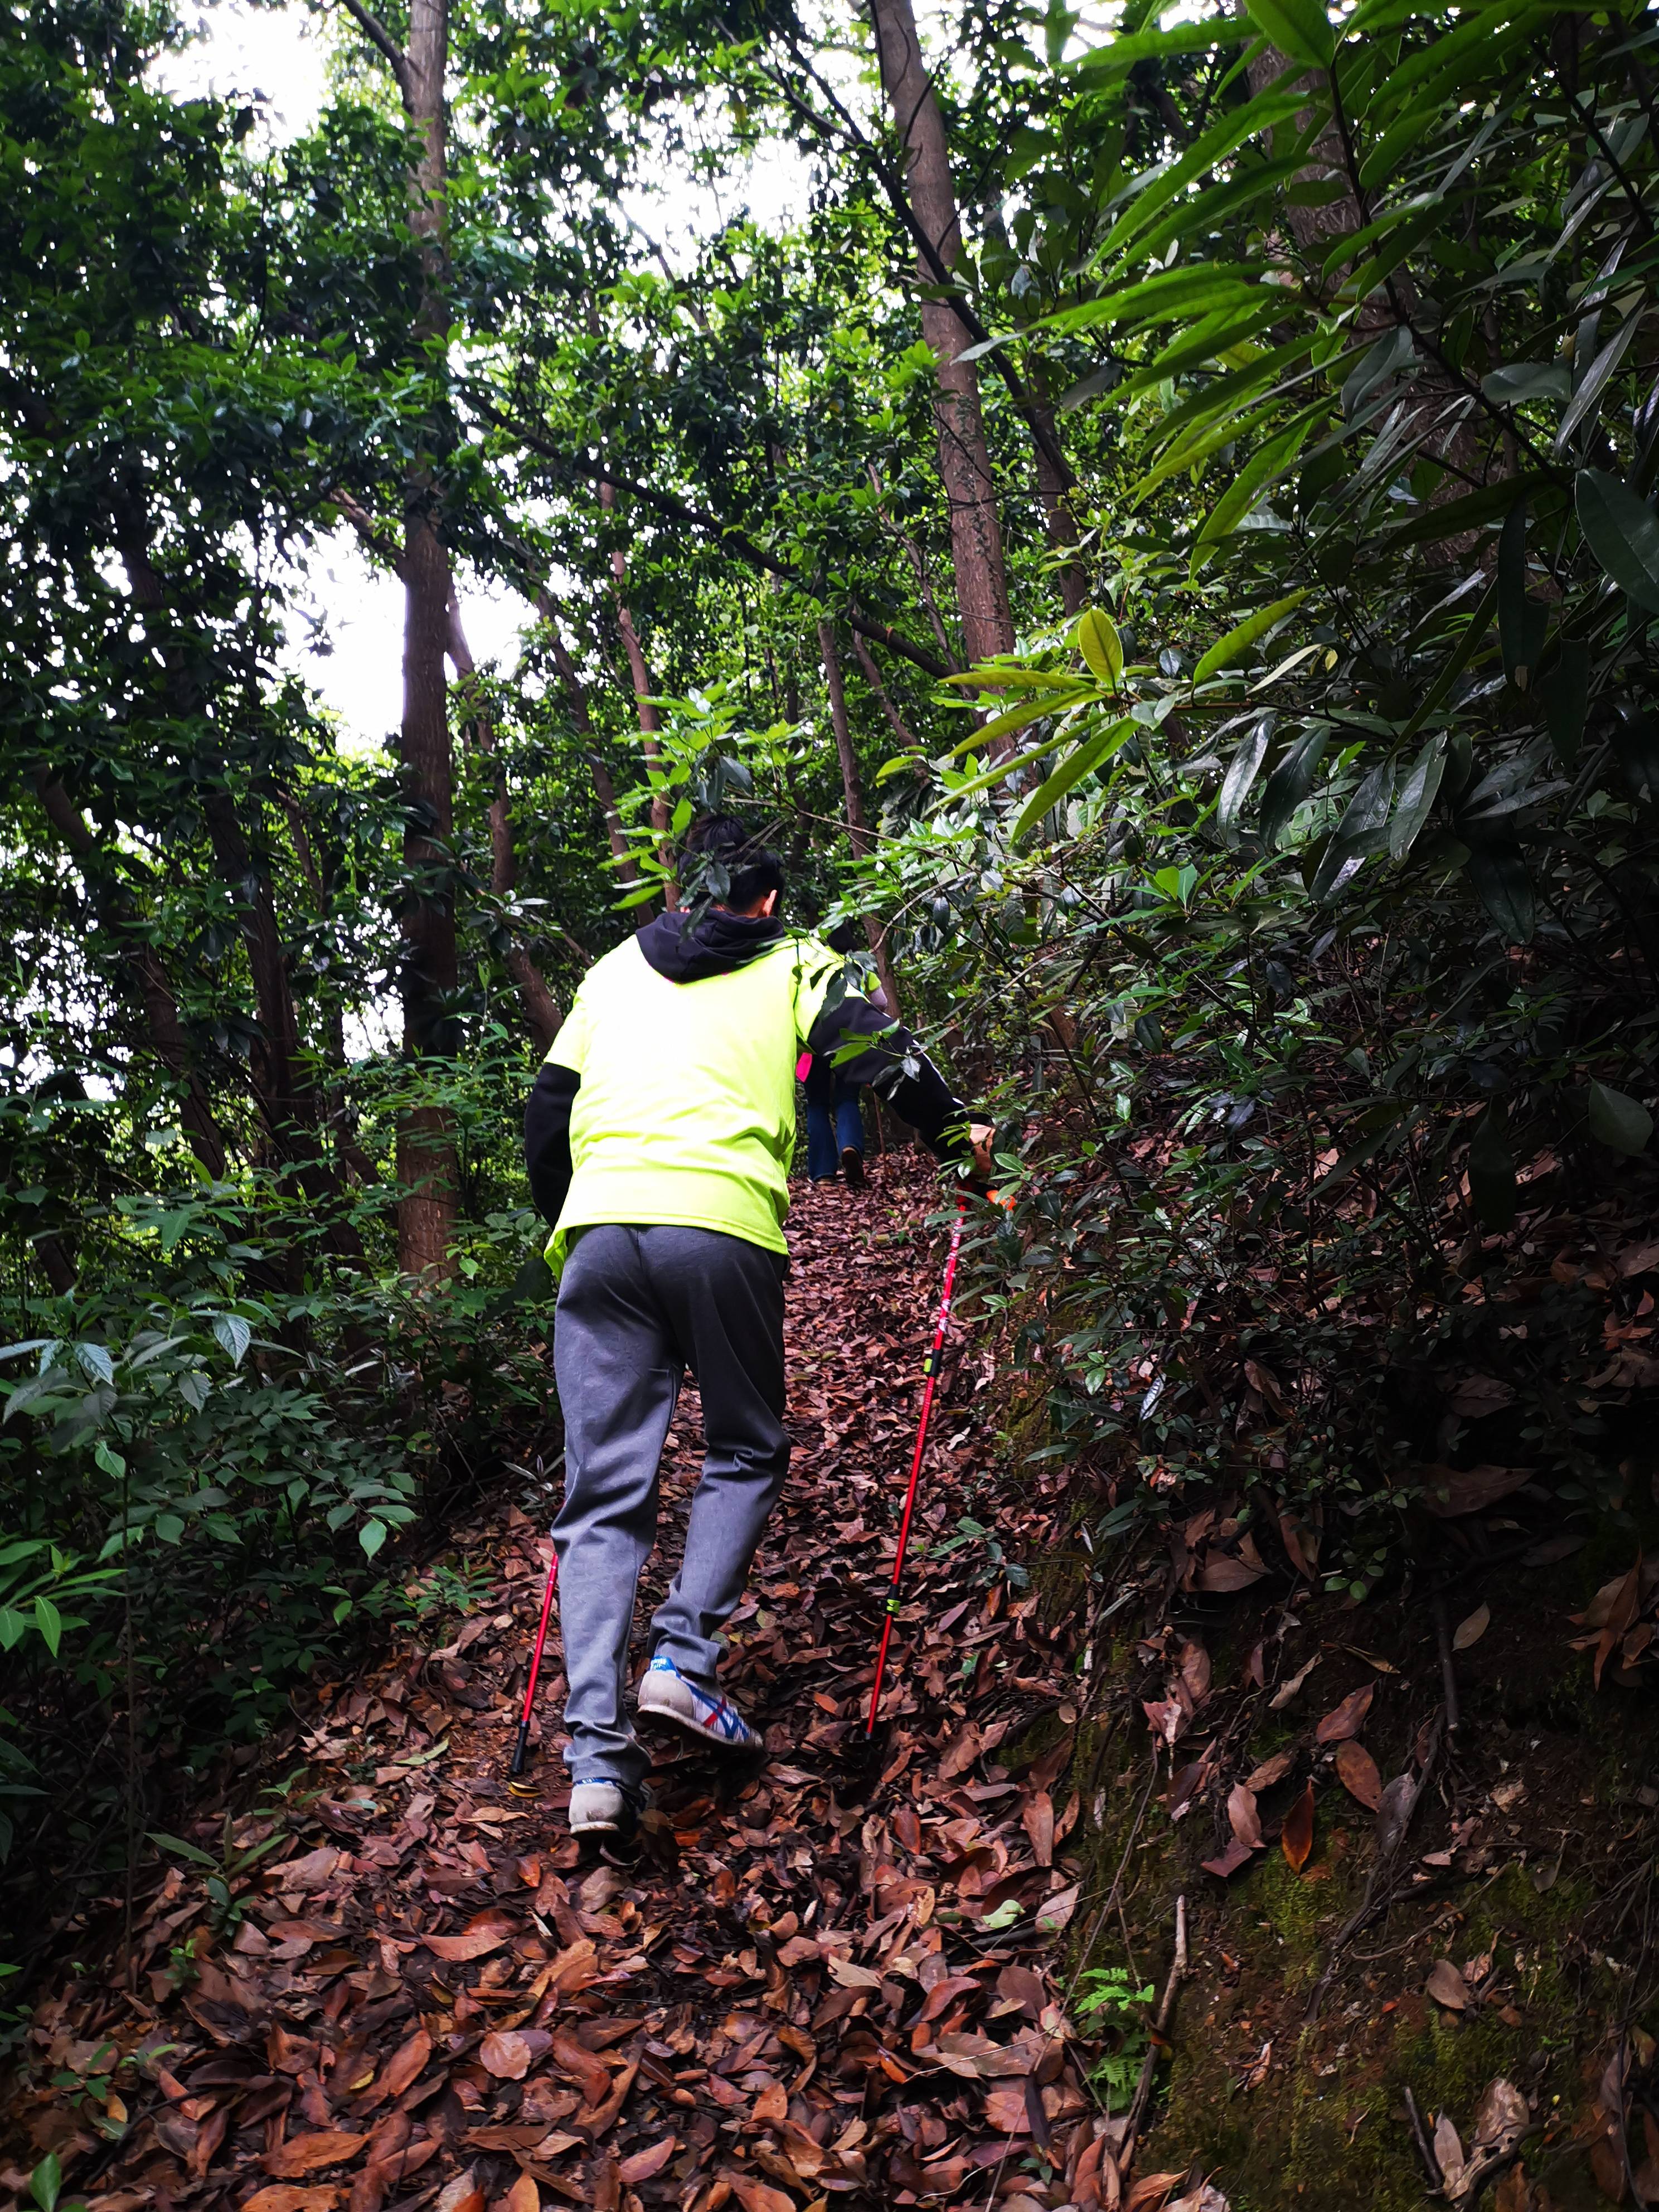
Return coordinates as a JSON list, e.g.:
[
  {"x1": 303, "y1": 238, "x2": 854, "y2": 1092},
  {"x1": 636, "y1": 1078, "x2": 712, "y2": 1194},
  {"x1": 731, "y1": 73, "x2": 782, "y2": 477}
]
[{"x1": 525, "y1": 816, "x2": 981, "y2": 1839}]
